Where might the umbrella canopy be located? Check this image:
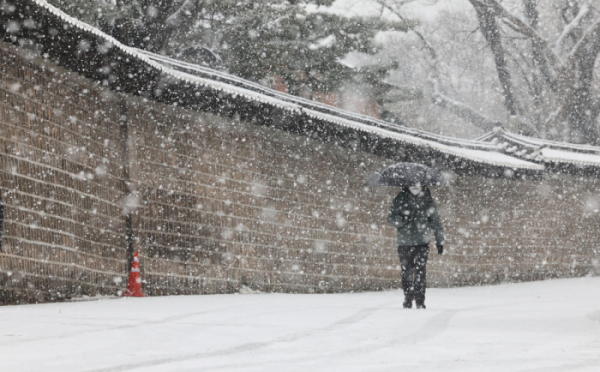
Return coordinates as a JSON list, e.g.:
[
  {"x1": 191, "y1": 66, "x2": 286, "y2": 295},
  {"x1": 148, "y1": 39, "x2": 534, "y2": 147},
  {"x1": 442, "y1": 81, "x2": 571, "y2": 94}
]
[{"x1": 365, "y1": 163, "x2": 447, "y2": 187}]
